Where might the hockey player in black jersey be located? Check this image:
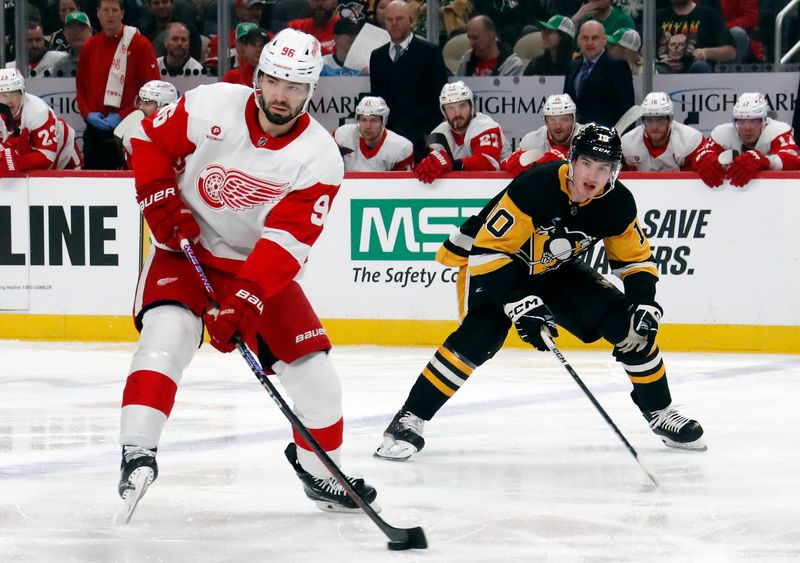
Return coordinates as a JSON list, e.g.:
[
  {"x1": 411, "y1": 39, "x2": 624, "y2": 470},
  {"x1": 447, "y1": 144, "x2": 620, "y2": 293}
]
[{"x1": 375, "y1": 123, "x2": 706, "y2": 461}]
